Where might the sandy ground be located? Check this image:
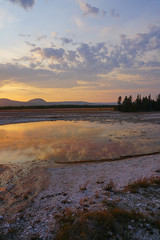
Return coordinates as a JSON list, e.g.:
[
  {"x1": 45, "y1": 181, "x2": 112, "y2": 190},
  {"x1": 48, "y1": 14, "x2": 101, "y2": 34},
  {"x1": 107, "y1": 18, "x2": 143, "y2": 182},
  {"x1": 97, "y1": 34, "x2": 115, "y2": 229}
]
[{"x1": 0, "y1": 110, "x2": 160, "y2": 239}]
